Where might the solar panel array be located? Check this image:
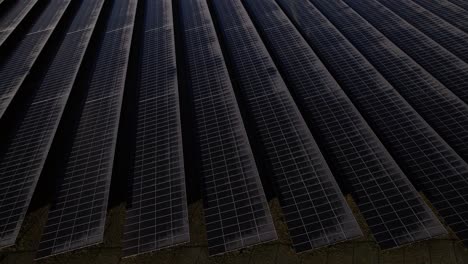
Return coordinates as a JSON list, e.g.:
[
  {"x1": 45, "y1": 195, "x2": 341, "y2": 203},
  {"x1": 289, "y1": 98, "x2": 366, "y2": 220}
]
[
  {"x1": 411, "y1": 0, "x2": 468, "y2": 33},
  {"x1": 210, "y1": 0, "x2": 361, "y2": 252},
  {"x1": 344, "y1": 0, "x2": 468, "y2": 106},
  {"x1": 1, "y1": 0, "x2": 106, "y2": 254},
  {"x1": 36, "y1": 0, "x2": 137, "y2": 258},
  {"x1": 0, "y1": 0, "x2": 73, "y2": 249},
  {"x1": 448, "y1": 0, "x2": 468, "y2": 12},
  {"x1": 122, "y1": 0, "x2": 189, "y2": 257},
  {"x1": 309, "y1": 0, "x2": 468, "y2": 166},
  {"x1": 0, "y1": 0, "x2": 38, "y2": 47},
  {"x1": 1, "y1": 0, "x2": 468, "y2": 260},
  {"x1": 275, "y1": 0, "x2": 468, "y2": 247},
  {"x1": 0, "y1": 0, "x2": 71, "y2": 120},
  {"x1": 242, "y1": 0, "x2": 446, "y2": 249},
  {"x1": 23, "y1": 0, "x2": 105, "y2": 258},
  {"x1": 178, "y1": 0, "x2": 277, "y2": 255},
  {"x1": 375, "y1": 0, "x2": 468, "y2": 65}
]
